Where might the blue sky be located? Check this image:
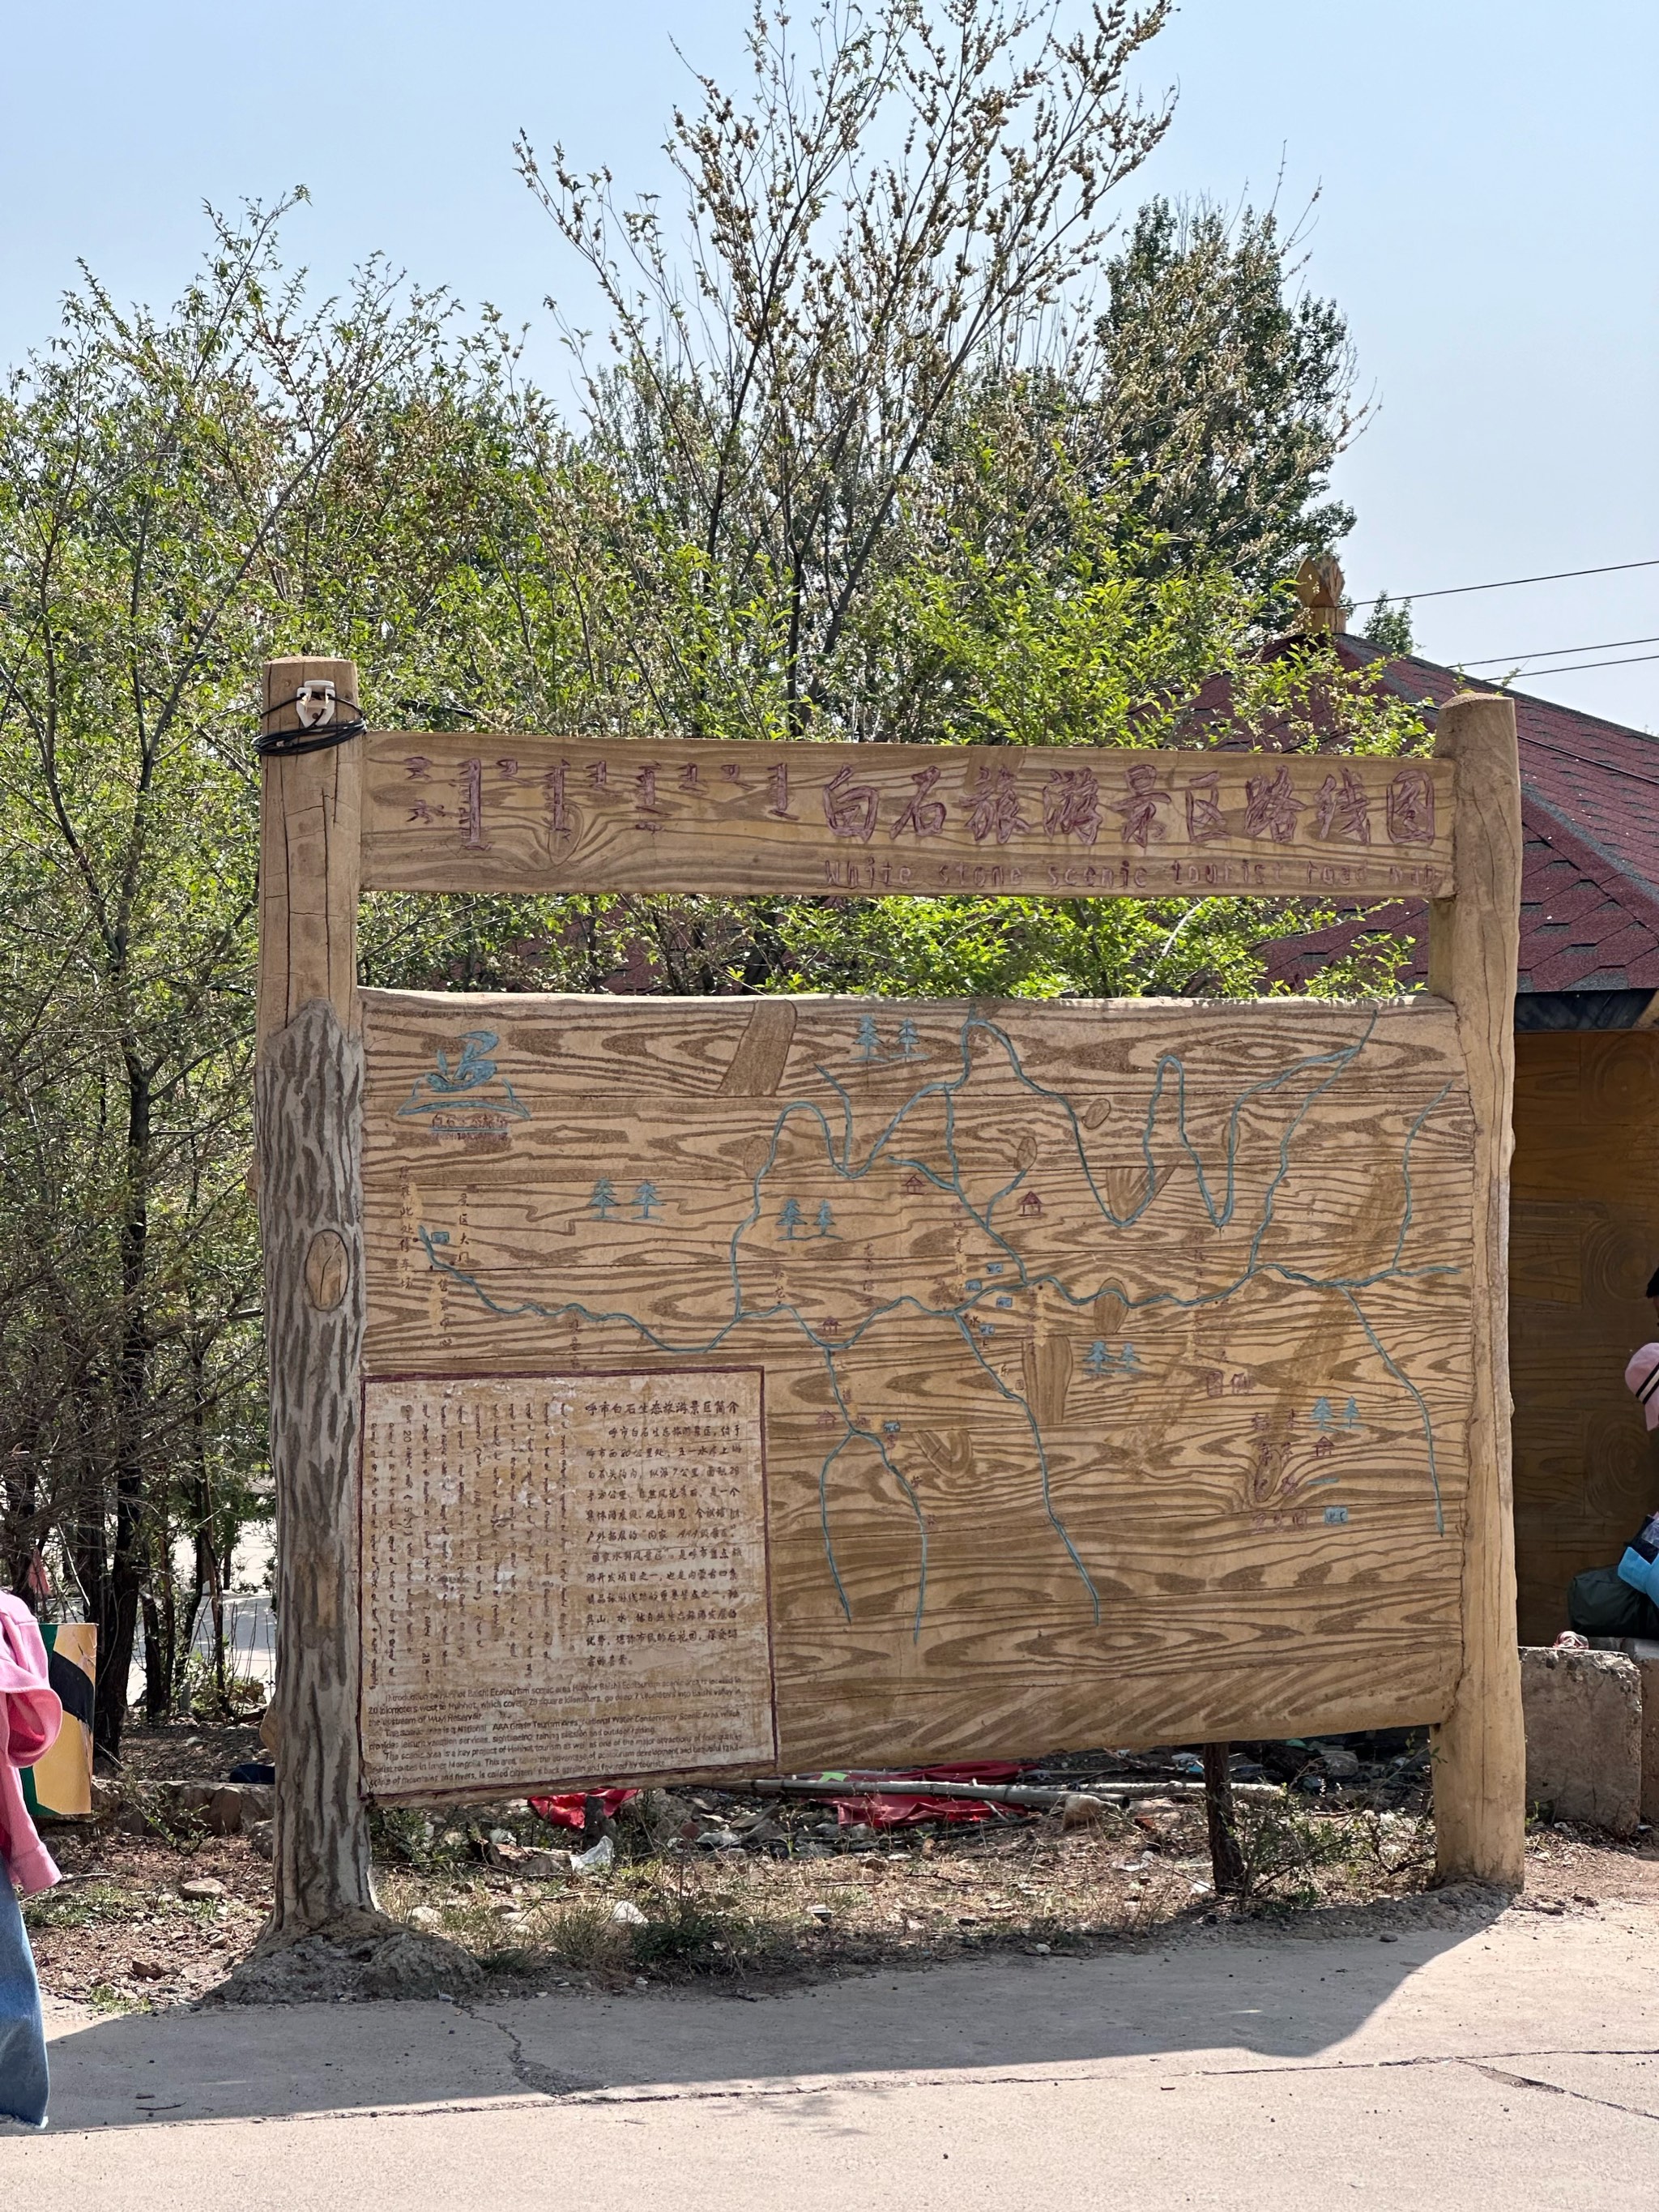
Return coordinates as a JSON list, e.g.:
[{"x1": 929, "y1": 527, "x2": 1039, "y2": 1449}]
[{"x1": 6, "y1": 2, "x2": 1653, "y2": 724}]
